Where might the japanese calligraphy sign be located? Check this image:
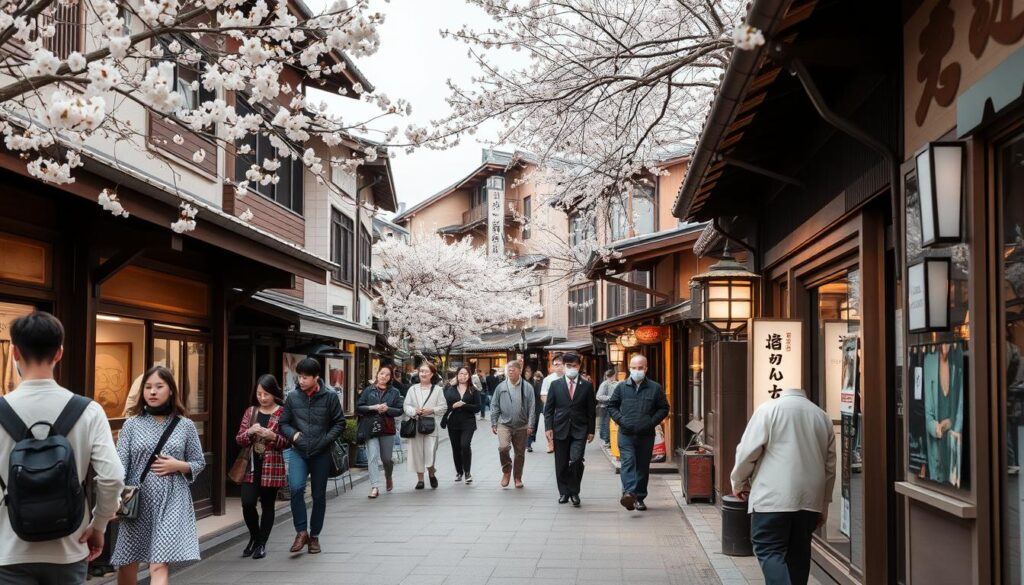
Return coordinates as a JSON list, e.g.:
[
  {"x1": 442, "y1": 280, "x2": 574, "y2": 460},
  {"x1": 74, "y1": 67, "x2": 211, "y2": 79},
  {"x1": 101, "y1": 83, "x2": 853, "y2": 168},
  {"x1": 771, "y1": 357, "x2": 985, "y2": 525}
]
[
  {"x1": 487, "y1": 185, "x2": 505, "y2": 257},
  {"x1": 750, "y1": 319, "x2": 802, "y2": 413}
]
